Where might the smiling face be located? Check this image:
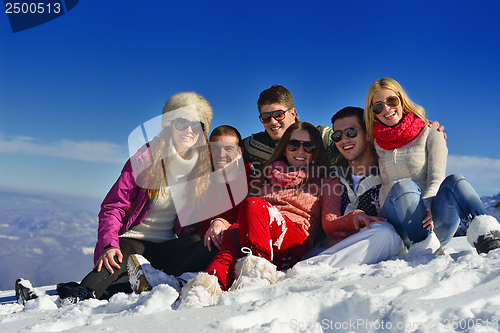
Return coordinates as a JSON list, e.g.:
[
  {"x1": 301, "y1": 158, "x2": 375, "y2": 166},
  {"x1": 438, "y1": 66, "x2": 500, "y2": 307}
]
[
  {"x1": 171, "y1": 121, "x2": 200, "y2": 158},
  {"x1": 284, "y1": 129, "x2": 313, "y2": 168},
  {"x1": 372, "y1": 88, "x2": 404, "y2": 127},
  {"x1": 260, "y1": 103, "x2": 297, "y2": 141},
  {"x1": 209, "y1": 135, "x2": 242, "y2": 170},
  {"x1": 333, "y1": 116, "x2": 370, "y2": 165}
]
